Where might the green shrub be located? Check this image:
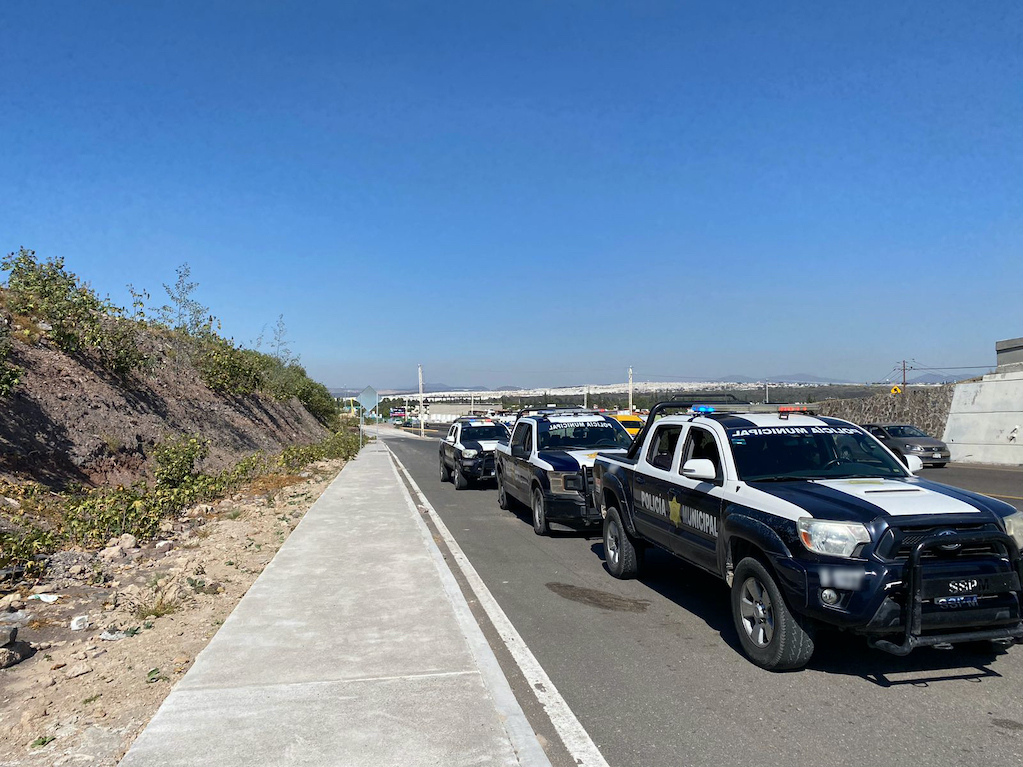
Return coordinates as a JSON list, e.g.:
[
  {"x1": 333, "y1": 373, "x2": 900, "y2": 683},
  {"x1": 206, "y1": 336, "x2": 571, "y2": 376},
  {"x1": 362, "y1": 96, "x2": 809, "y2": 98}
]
[
  {"x1": 0, "y1": 526, "x2": 56, "y2": 576},
  {"x1": 297, "y1": 378, "x2": 339, "y2": 428},
  {"x1": 0, "y1": 317, "x2": 19, "y2": 397},
  {"x1": 152, "y1": 435, "x2": 210, "y2": 488},
  {"x1": 278, "y1": 429, "x2": 361, "y2": 471},
  {"x1": 0, "y1": 429, "x2": 363, "y2": 571},
  {"x1": 0, "y1": 248, "x2": 146, "y2": 378},
  {"x1": 194, "y1": 336, "x2": 263, "y2": 395}
]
